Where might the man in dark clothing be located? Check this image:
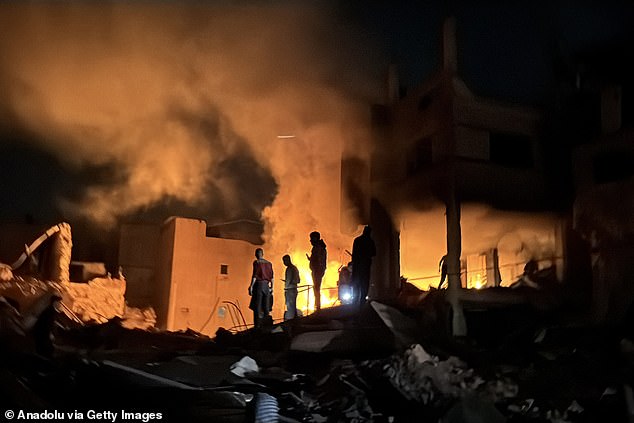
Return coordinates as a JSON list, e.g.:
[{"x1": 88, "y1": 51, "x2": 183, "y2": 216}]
[
  {"x1": 249, "y1": 248, "x2": 273, "y2": 329},
  {"x1": 282, "y1": 254, "x2": 300, "y2": 320},
  {"x1": 307, "y1": 231, "x2": 327, "y2": 311},
  {"x1": 351, "y1": 225, "x2": 376, "y2": 306}
]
